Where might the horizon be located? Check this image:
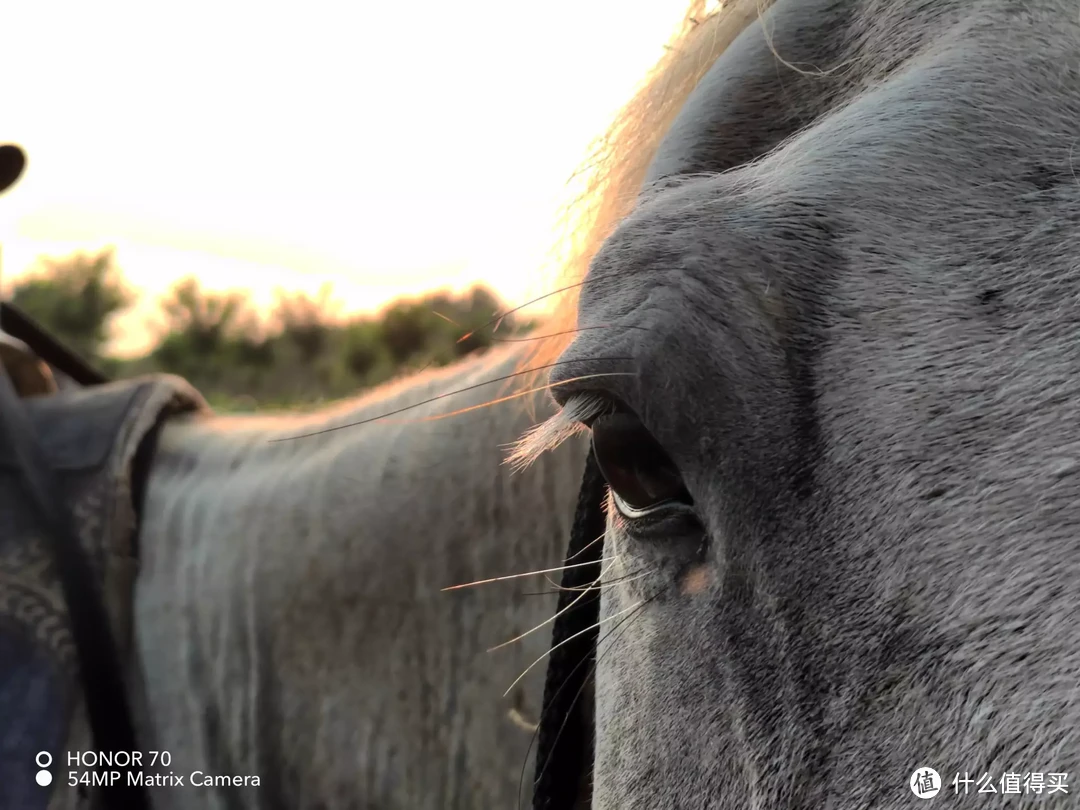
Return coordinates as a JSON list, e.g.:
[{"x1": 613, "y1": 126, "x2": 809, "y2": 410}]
[{"x1": 0, "y1": 0, "x2": 693, "y2": 357}]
